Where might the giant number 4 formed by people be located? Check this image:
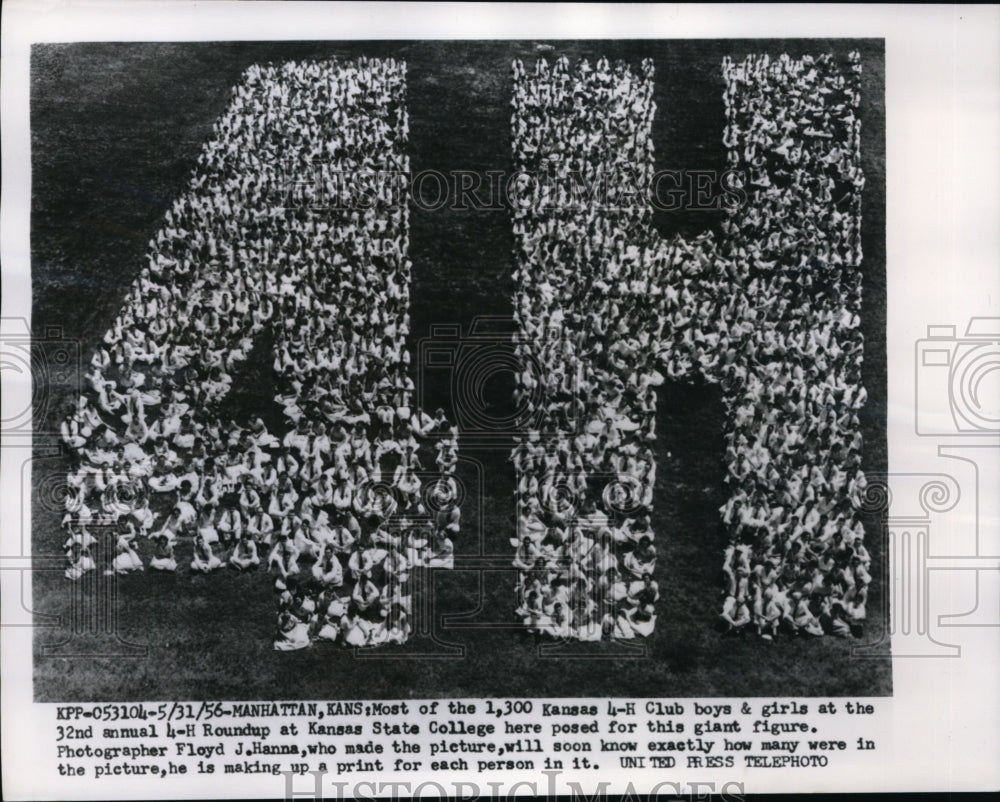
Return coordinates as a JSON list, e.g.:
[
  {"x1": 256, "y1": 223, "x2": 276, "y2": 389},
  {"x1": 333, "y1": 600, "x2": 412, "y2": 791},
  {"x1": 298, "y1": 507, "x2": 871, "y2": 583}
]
[
  {"x1": 60, "y1": 51, "x2": 871, "y2": 647},
  {"x1": 59, "y1": 58, "x2": 461, "y2": 650}
]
